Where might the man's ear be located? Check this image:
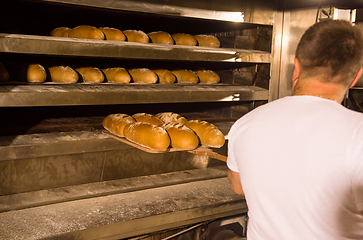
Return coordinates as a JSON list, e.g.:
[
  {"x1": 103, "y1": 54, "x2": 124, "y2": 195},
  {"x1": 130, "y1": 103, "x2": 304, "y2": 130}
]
[
  {"x1": 292, "y1": 58, "x2": 301, "y2": 89},
  {"x1": 348, "y1": 67, "x2": 362, "y2": 89}
]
